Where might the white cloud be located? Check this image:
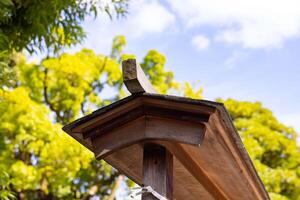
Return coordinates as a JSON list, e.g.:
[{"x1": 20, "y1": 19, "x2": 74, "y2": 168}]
[
  {"x1": 167, "y1": 0, "x2": 300, "y2": 48},
  {"x1": 79, "y1": 0, "x2": 175, "y2": 53},
  {"x1": 192, "y1": 35, "x2": 210, "y2": 50},
  {"x1": 127, "y1": 0, "x2": 175, "y2": 37}
]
